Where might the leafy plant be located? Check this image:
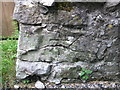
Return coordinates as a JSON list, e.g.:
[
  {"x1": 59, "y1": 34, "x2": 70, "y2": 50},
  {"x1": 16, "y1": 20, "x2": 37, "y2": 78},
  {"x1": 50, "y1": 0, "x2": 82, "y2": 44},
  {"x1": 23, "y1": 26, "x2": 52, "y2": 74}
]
[
  {"x1": 79, "y1": 68, "x2": 92, "y2": 81},
  {"x1": 22, "y1": 80, "x2": 30, "y2": 84},
  {"x1": 57, "y1": 2, "x2": 73, "y2": 11}
]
